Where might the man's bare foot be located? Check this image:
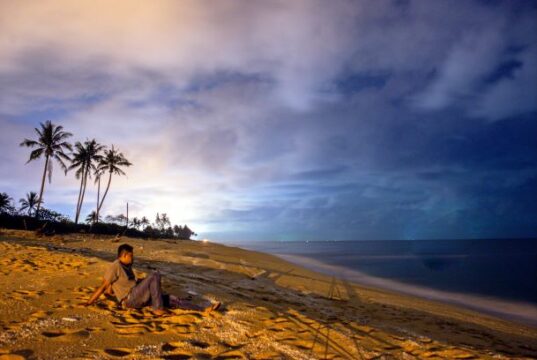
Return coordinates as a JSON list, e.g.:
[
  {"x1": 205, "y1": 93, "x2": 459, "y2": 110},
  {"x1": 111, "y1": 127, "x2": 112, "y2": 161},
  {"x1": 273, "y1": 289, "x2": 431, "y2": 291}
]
[
  {"x1": 205, "y1": 301, "x2": 221, "y2": 313},
  {"x1": 153, "y1": 308, "x2": 170, "y2": 317}
]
